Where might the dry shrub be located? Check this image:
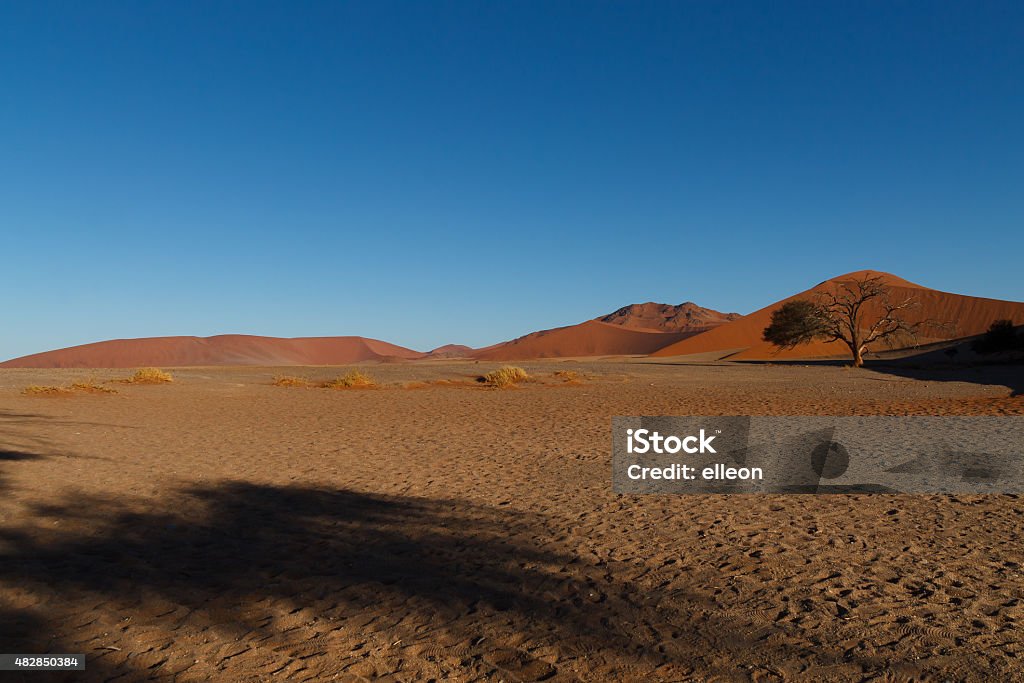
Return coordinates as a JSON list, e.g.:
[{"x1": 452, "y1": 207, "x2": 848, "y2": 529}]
[
  {"x1": 70, "y1": 380, "x2": 118, "y2": 394},
  {"x1": 125, "y1": 367, "x2": 174, "y2": 384},
  {"x1": 24, "y1": 378, "x2": 118, "y2": 396},
  {"x1": 482, "y1": 366, "x2": 530, "y2": 388},
  {"x1": 323, "y1": 370, "x2": 377, "y2": 389},
  {"x1": 22, "y1": 385, "x2": 74, "y2": 396},
  {"x1": 272, "y1": 375, "x2": 310, "y2": 387}
]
